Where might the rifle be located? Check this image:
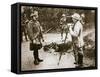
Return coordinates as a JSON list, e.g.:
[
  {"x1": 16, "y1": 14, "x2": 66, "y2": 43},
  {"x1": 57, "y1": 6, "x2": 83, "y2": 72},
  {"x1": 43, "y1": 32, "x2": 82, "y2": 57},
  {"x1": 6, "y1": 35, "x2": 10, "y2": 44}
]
[{"x1": 44, "y1": 27, "x2": 53, "y2": 34}]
